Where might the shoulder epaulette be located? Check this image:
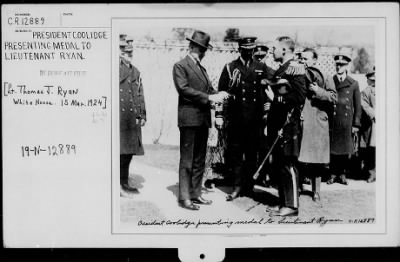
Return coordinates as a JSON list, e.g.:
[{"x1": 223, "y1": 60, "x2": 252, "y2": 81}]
[{"x1": 285, "y1": 61, "x2": 306, "y2": 75}]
